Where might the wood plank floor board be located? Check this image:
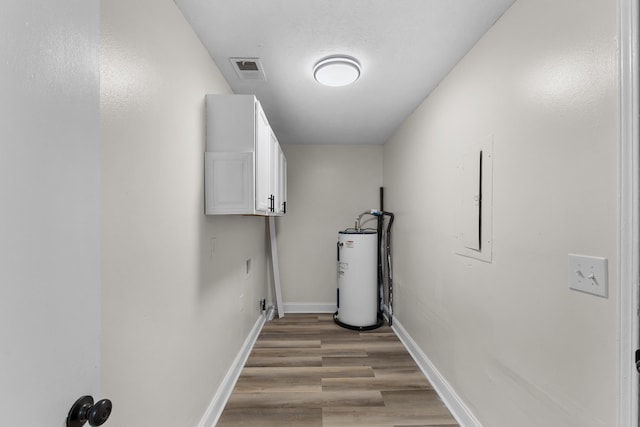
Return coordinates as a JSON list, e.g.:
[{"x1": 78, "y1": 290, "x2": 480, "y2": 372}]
[
  {"x1": 249, "y1": 346, "x2": 369, "y2": 358},
  {"x1": 358, "y1": 340, "x2": 408, "y2": 351},
  {"x1": 322, "y1": 353, "x2": 417, "y2": 368},
  {"x1": 254, "y1": 339, "x2": 322, "y2": 348},
  {"x1": 218, "y1": 408, "x2": 322, "y2": 427},
  {"x1": 216, "y1": 314, "x2": 459, "y2": 427},
  {"x1": 245, "y1": 355, "x2": 323, "y2": 368},
  {"x1": 322, "y1": 406, "x2": 459, "y2": 427},
  {"x1": 380, "y1": 390, "x2": 448, "y2": 407},
  {"x1": 240, "y1": 365, "x2": 375, "y2": 379},
  {"x1": 223, "y1": 390, "x2": 385, "y2": 409},
  {"x1": 232, "y1": 378, "x2": 321, "y2": 393},
  {"x1": 373, "y1": 365, "x2": 430, "y2": 377},
  {"x1": 322, "y1": 407, "x2": 458, "y2": 427},
  {"x1": 215, "y1": 407, "x2": 322, "y2": 427},
  {"x1": 321, "y1": 374, "x2": 433, "y2": 392}
]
